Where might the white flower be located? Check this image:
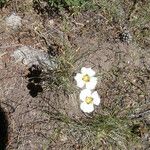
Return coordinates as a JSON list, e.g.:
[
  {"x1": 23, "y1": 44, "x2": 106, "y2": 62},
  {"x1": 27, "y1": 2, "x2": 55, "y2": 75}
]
[
  {"x1": 74, "y1": 67, "x2": 97, "y2": 90},
  {"x1": 79, "y1": 89, "x2": 100, "y2": 113}
]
